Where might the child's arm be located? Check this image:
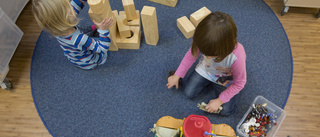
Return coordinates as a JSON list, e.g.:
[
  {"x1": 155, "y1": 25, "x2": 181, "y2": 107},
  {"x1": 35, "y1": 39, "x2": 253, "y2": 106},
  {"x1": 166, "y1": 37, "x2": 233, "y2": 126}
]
[
  {"x1": 219, "y1": 45, "x2": 247, "y2": 103},
  {"x1": 175, "y1": 47, "x2": 200, "y2": 78},
  {"x1": 82, "y1": 18, "x2": 113, "y2": 53},
  {"x1": 71, "y1": 0, "x2": 87, "y2": 15}
]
